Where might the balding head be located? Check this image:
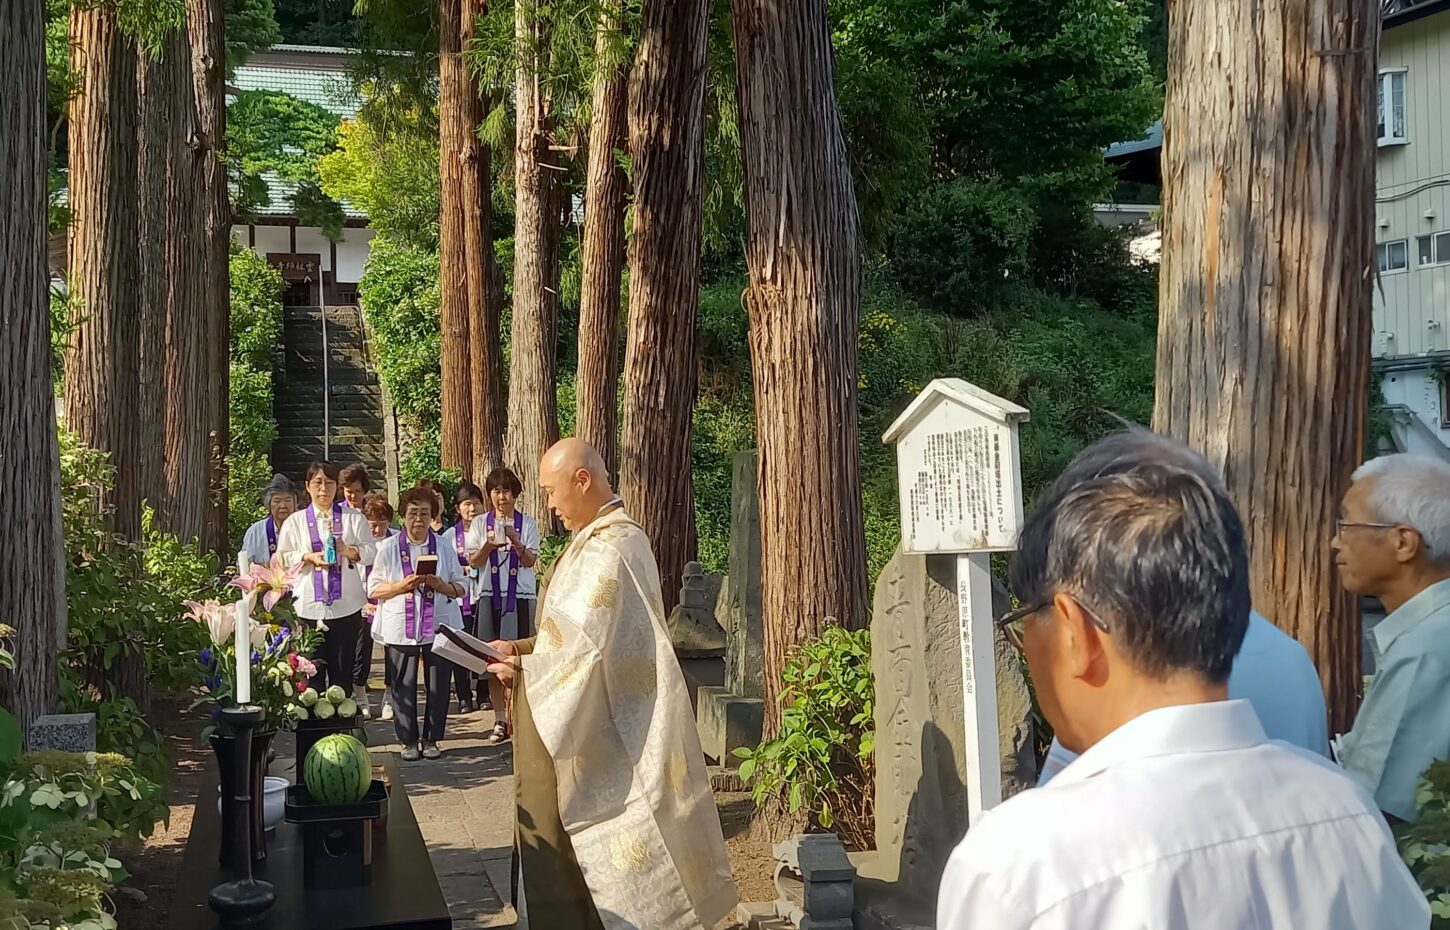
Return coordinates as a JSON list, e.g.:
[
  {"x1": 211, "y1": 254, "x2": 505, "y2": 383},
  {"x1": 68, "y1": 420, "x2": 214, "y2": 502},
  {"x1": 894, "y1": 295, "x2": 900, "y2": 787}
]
[{"x1": 540, "y1": 438, "x2": 615, "y2": 530}]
